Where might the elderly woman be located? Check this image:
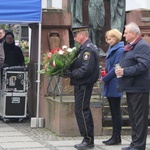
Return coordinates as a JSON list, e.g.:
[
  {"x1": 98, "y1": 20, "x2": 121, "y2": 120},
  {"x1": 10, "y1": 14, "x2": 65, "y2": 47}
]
[{"x1": 101, "y1": 29, "x2": 125, "y2": 145}]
